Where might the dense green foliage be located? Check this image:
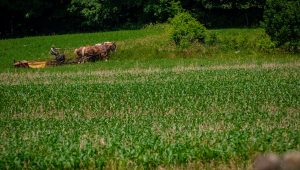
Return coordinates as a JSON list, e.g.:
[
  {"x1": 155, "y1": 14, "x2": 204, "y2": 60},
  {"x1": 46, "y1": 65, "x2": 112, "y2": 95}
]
[
  {"x1": 1, "y1": 62, "x2": 300, "y2": 169},
  {"x1": 0, "y1": 0, "x2": 266, "y2": 38},
  {"x1": 170, "y1": 12, "x2": 207, "y2": 47},
  {"x1": 0, "y1": 26, "x2": 300, "y2": 169},
  {"x1": 67, "y1": 0, "x2": 182, "y2": 29},
  {"x1": 263, "y1": 0, "x2": 300, "y2": 50}
]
